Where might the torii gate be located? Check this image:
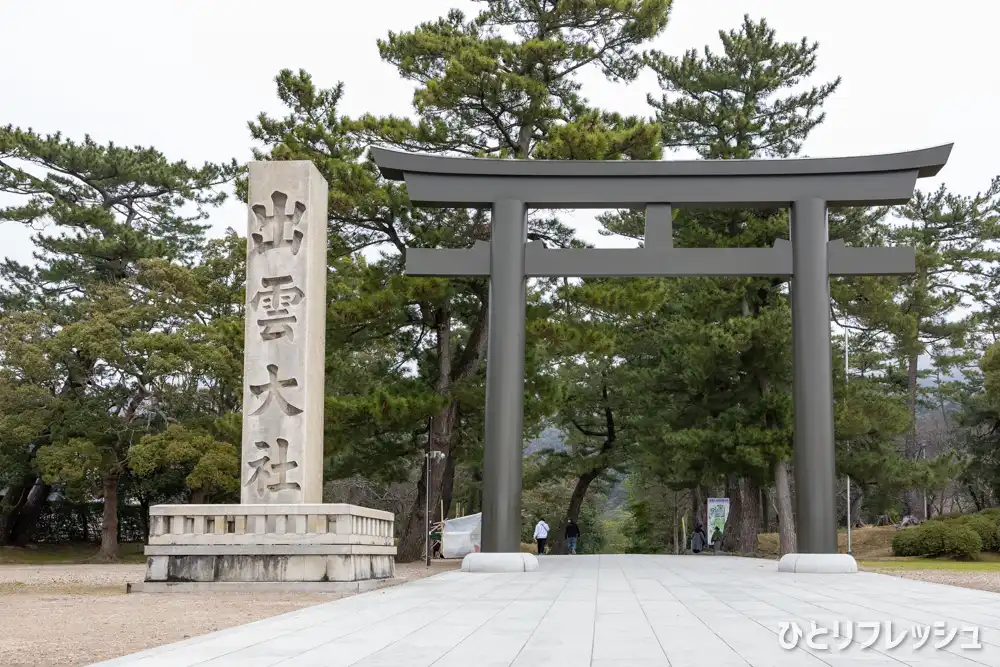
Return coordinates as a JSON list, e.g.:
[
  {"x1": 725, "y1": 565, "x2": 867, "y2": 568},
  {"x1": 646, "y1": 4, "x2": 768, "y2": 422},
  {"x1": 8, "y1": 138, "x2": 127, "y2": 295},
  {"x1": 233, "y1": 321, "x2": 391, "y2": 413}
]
[{"x1": 373, "y1": 144, "x2": 952, "y2": 569}]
